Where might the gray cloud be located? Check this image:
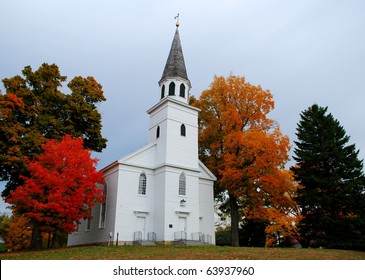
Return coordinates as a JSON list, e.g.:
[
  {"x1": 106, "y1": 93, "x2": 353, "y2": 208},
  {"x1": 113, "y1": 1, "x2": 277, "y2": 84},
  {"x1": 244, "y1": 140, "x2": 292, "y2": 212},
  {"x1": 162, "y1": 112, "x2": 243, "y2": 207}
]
[{"x1": 1, "y1": 0, "x2": 365, "y2": 213}]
